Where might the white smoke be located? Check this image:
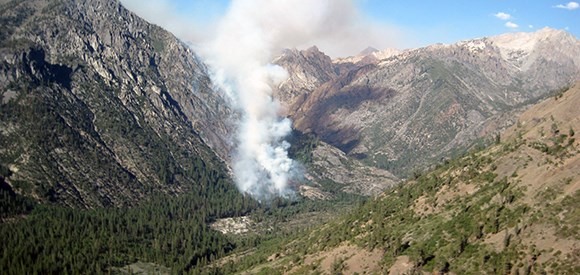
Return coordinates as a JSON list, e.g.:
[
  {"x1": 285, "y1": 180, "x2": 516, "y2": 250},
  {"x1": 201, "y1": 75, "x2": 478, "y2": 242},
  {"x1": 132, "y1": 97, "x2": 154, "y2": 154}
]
[
  {"x1": 121, "y1": 0, "x2": 407, "y2": 57},
  {"x1": 199, "y1": 0, "x2": 403, "y2": 199}
]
